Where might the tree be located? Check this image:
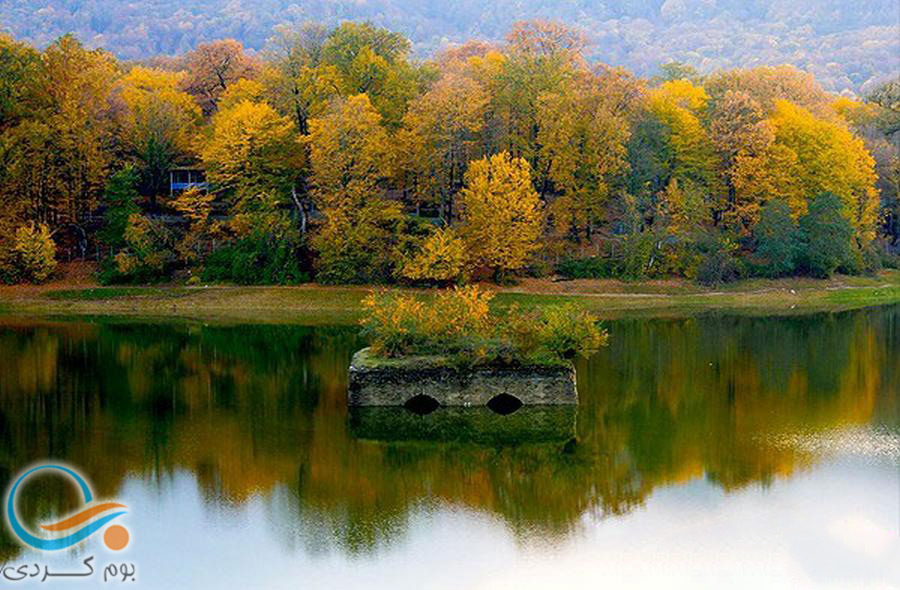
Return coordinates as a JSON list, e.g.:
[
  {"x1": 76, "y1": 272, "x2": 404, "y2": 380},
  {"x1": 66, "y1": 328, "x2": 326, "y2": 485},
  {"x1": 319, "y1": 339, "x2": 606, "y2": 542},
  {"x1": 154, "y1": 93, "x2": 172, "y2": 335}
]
[
  {"x1": 753, "y1": 200, "x2": 802, "y2": 277},
  {"x1": 171, "y1": 188, "x2": 219, "y2": 265},
  {"x1": 262, "y1": 23, "x2": 331, "y2": 133},
  {"x1": 180, "y1": 40, "x2": 259, "y2": 114},
  {"x1": 107, "y1": 214, "x2": 175, "y2": 283},
  {"x1": 865, "y1": 78, "x2": 900, "y2": 138},
  {"x1": 707, "y1": 89, "x2": 771, "y2": 230},
  {"x1": 457, "y1": 152, "x2": 543, "y2": 279},
  {"x1": 800, "y1": 193, "x2": 855, "y2": 278},
  {"x1": 319, "y1": 22, "x2": 420, "y2": 128},
  {"x1": 654, "y1": 178, "x2": 709, "y2": 277},
  {"x1": 0, "y1": 34, "x2": 40, "y2": 130},
  {"x1": 4, "y1": 36, "x2": 117, "y2": 232},
  {"x1": 733, "y1": 100, "x2": 879, "y2": 243},
  {"x1": 654, "y1": 61, "x2": 699, "y2": 84},
  {"x1": 306, "y1": 94, "x2": 390, "y2": 210},
  {"x1": 647, "y1": 80, "x2": 718, "y2": 192},
  {"x1": 705, "y1": 66, "x2": 831, "y2": 118},
  {"x1": 538, "y1": 68, "x2": 633, "y2": 241},
  {"x1": 198, "y1": 99, "x2": 302, "y2": 205},
  {"x1": 506, "y1": 20, "x2": 586, "y2": 57},
  {"x1": 306, "y1": 94, "x2": 404, "y2": 283},
  {"x1": 99, "y1": 167, "x2": 141, "y2": 252},
  {"x1": 311, "y1": 200, "x2": 406, "y2": 284},
  {"x1": 12, "y1": 222, "x2": 57, "y2": 283},
  {"x1": 730, "y1": 130, "x2": 801, "y2": 229},
  {"x1": 488, "y1": 21, "x2": 582, "y2": 169},
  {"x1": 399, "y1": 71, "x2": 488, "y2": 221},
  {"x1": 116, "y1": 67, "x2": 202, "y2": 198},
  {"x1": 846, "y1": 80, "x2": 900, "y2": 247},
  {"x1": 401, "y1": 228, "x2": 467, "y2": 284},
  {"x1": 218, "y1": 78, "x2": 267, "y2": 111}
]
